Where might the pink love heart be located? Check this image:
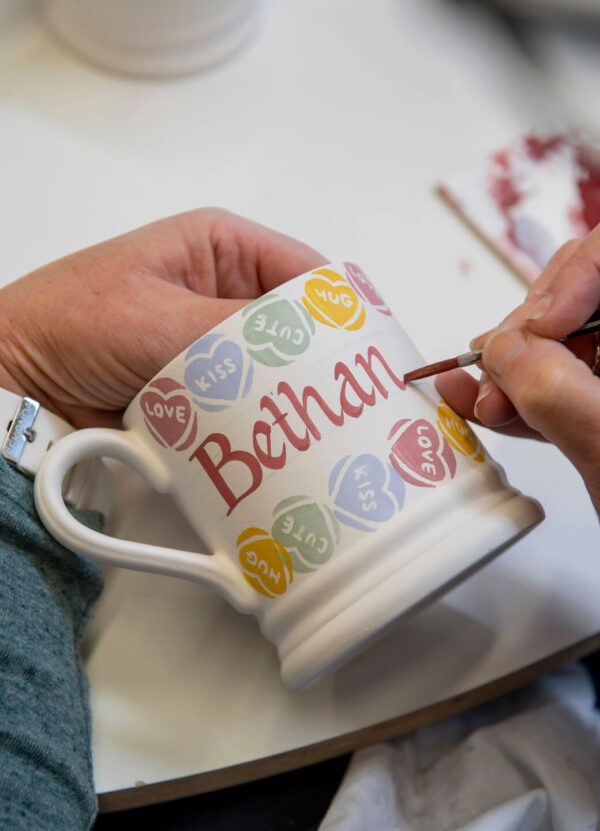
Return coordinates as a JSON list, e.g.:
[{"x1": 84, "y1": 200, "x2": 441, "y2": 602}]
[
  {"x1": 141, "y1": 378, "x2": 197, "y2": 451},
  {"x1": 388, "y1": 418, "x2": 456, "y2": 487},
  {"x1": 344, "y1": 262, "x2": 391, "y2": 316}
]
